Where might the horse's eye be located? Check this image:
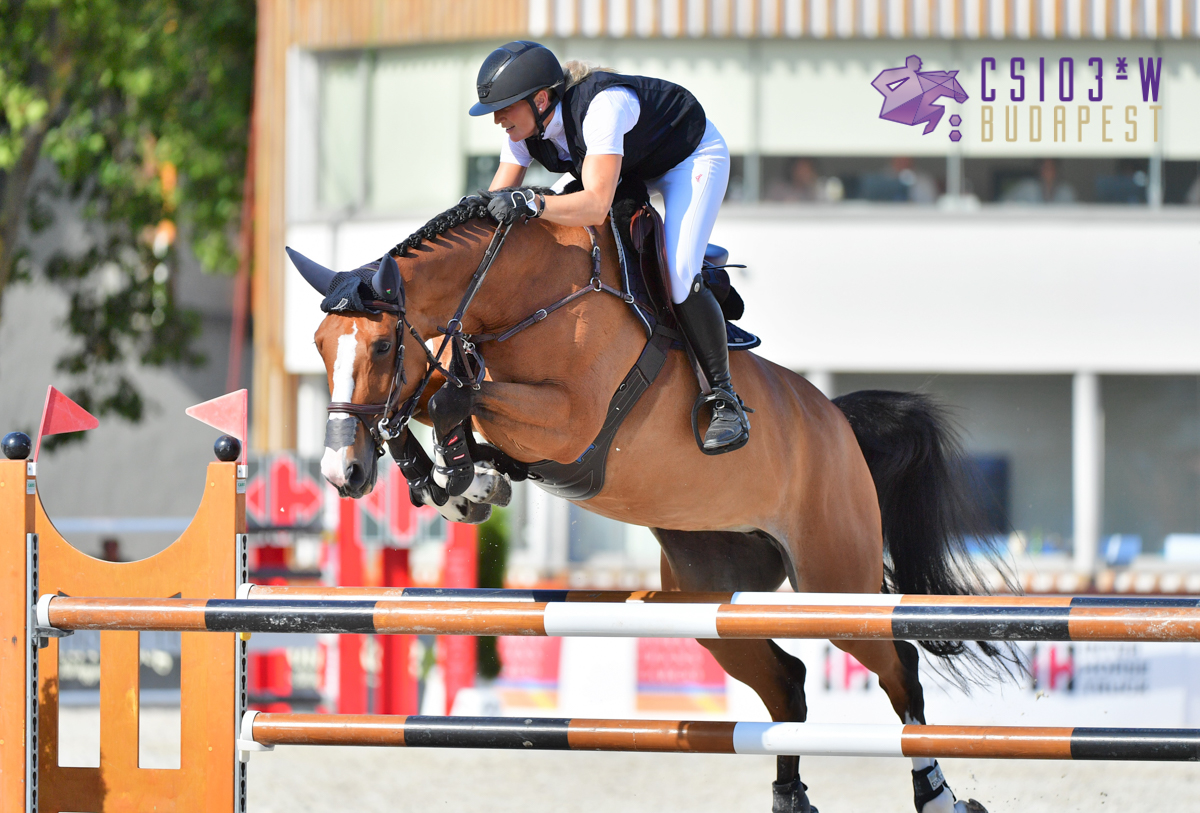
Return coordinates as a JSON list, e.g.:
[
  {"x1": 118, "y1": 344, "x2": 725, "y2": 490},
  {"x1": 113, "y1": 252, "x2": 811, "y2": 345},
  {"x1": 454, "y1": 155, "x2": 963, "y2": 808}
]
[{"x1": 374, "y1": 341, "x2": 392, "y2": 355}]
